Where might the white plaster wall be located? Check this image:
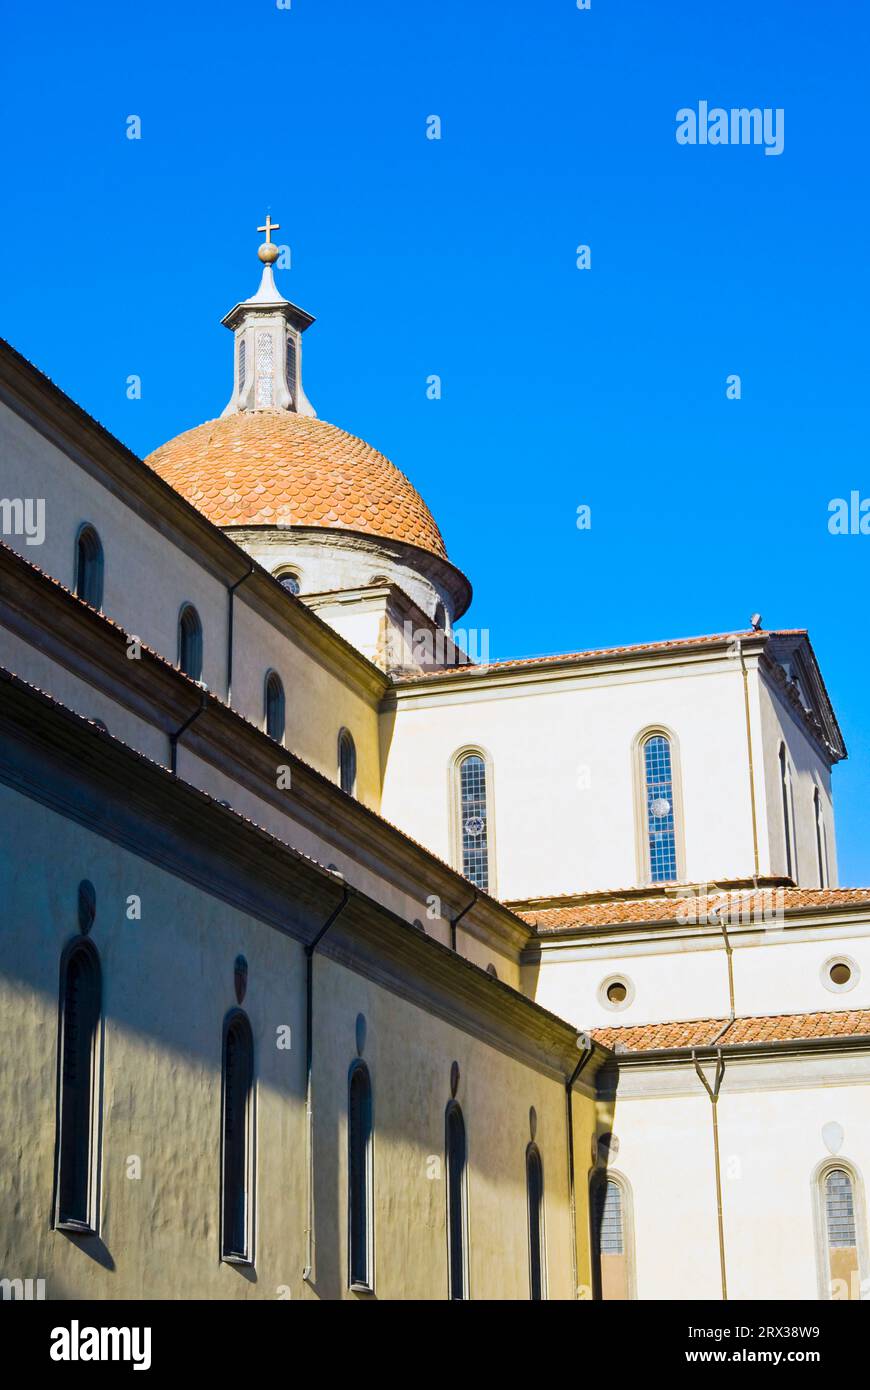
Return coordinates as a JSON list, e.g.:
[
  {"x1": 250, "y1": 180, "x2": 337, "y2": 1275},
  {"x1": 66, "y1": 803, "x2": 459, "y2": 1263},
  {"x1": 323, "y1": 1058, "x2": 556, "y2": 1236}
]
[
  {"x1": 531, "y1": 941, "x2": 732, "y2": 1031},
  {"x1": 758, "y1": 672, "x2": 837, "y2": 887},
  {"x1": 381, "y1": 662, "x2": 757, "y2": 900},
  {"x1": 600, "y1": 1091, "x2": 724, "y2": 1300},
  {"x1": 609, "y1": 1060, "x2": 870, "y2": 1301}
]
